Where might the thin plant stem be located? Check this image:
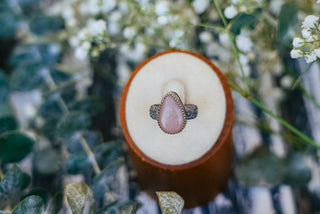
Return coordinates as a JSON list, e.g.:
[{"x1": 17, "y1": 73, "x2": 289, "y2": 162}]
[
  {"x1": 44, "y1": 74, "x2": 69, "y2": 114},
  {"x1": 250, "y1": 98, "x2": 320, "y2": 149},
  {"x1": 79, "y1": 134, "x2": 101, "y2": 175},
  {"x1": 300, "y1": 86, "x2": 320, "y2": 110},
  {"x1": 292, "y1": 63, "x2": 313, "y2": 89},
  {"x1": 262, "y1": 12, "x2": 278, "y2": 28},
  {"x1": 43, "y1": 73, "x2": 102, "y2": 175},
  {"x1": 212, "y1": 0, "x2": 228, "y2": 27},
  {"x1": 205, "y1": 0, "x2": 319, "y2": 149},
  {"x1": 211, "y1": 0, "x2": 251, "y2": 94},
  {"x1": 228, "y1": 33, "x2": 251, "y2": 94}
]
